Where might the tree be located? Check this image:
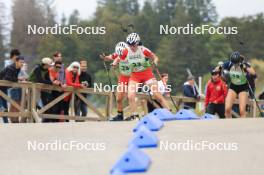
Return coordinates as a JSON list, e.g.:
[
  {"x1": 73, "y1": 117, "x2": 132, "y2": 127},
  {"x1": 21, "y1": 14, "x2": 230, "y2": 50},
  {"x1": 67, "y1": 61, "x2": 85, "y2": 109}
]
[
  {"x1": 0, "y1": 0, "x2": 6, "y2": 60},
  {"x1": 68, "y1": 9, "x2": 80, "y2": 24},
  {"x1": 156, "y1": 0, "x2": 218, "y2": 93},
  {"x1": 205, "y1": 33, "x2": 232, "y2": 66},
  {"x1": 133, "y1": 1, "x2": 161, "y2": 50},
  {"x1": 11, "y1": 0, "x2": 56, "y2": 60},
  {"x1": 40, "y1": 0, "x2": 56, "y2": 26},
  {"x1": 220, "y1": 14, "x2": 264, "y2": 60}
]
